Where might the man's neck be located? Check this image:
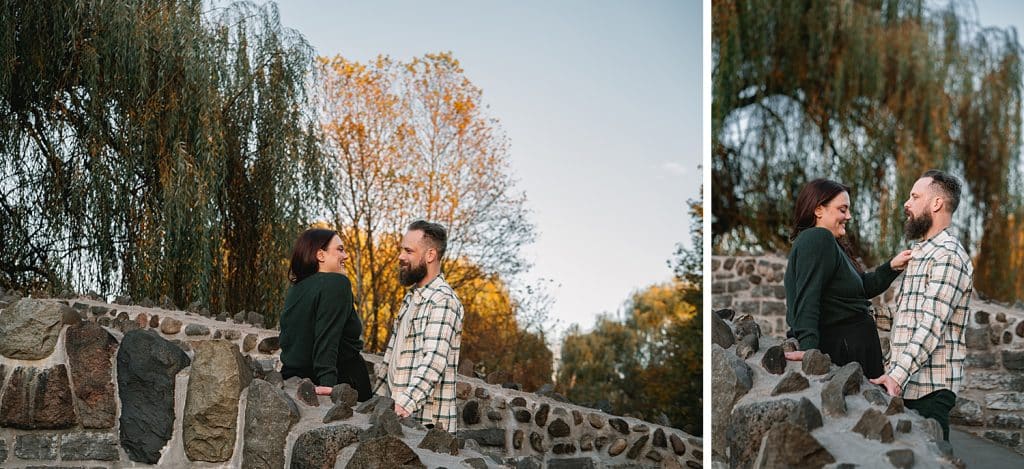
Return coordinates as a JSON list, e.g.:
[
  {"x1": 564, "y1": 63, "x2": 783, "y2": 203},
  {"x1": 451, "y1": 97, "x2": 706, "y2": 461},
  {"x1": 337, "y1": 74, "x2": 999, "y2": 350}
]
[
  {"x1": 416, "y1": 270, "x2": 440, "y2": 288},
  {"x1": 923, "y1": 220, "x2": 951, "y2": 242}
]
